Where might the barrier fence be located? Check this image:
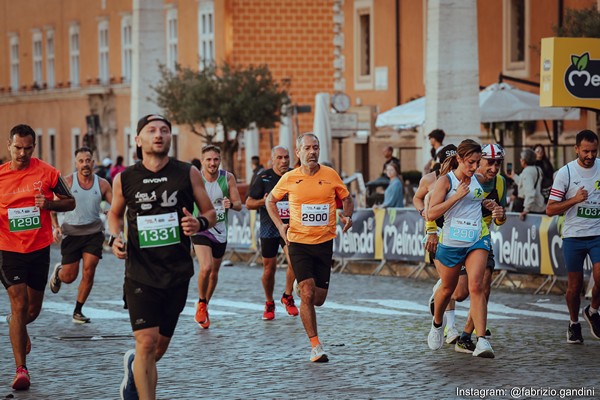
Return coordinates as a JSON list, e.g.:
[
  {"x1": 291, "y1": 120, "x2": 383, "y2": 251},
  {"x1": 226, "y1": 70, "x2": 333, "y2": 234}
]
[{"x1": 226, "y1": 207, "x2": 592, "y2": 281}]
